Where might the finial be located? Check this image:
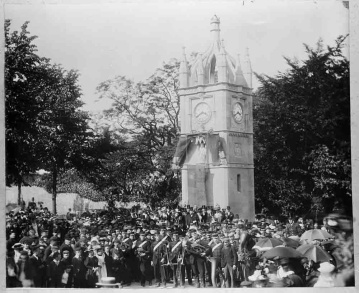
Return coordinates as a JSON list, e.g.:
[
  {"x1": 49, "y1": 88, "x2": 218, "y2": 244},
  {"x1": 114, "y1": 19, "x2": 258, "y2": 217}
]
[
  {"x1": 236, "y1": 53, "x2": 241, "y2": 65},
  {"x1": 211, "y1": 15, "x2": 220, "y2": 24}
]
